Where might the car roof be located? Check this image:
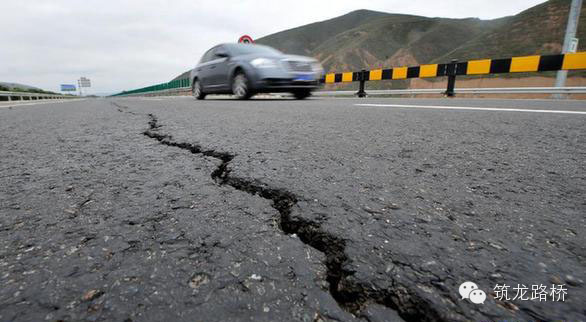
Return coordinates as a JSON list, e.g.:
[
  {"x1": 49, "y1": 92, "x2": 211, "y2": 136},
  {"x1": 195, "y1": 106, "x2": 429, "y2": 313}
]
[{"x1": 220, "y1": 43, "x2": 273, "y2": 50}]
